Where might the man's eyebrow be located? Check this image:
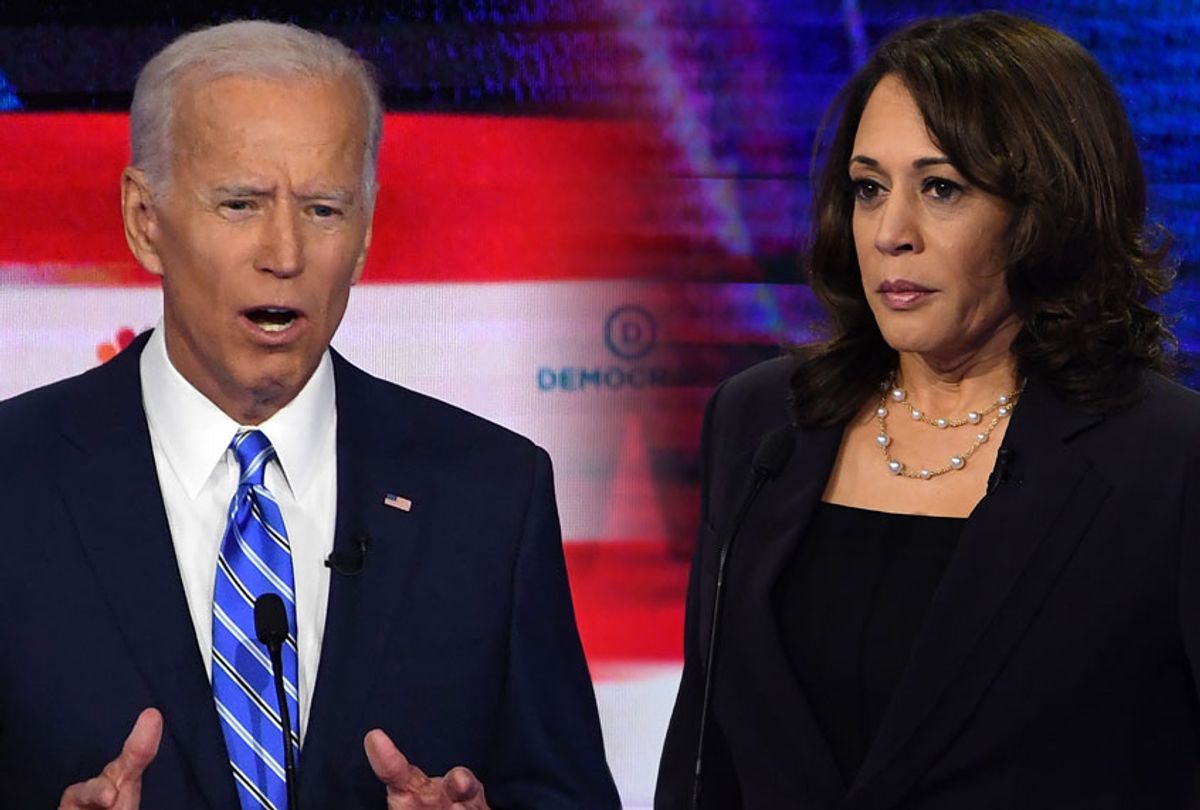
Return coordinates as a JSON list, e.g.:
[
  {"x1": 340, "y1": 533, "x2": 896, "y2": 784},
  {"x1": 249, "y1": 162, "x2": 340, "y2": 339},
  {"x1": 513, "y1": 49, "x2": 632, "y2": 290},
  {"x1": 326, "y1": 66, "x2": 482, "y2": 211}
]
[
  {"x1": 213, "y1": 184, "x2": 273, "y2": 197},
  {"x1": 296, "y1": 188, "x2": 356, "y2": 203},
  {"x1": 211, "y1": 185, "x2": 357, "y2": 203}
]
